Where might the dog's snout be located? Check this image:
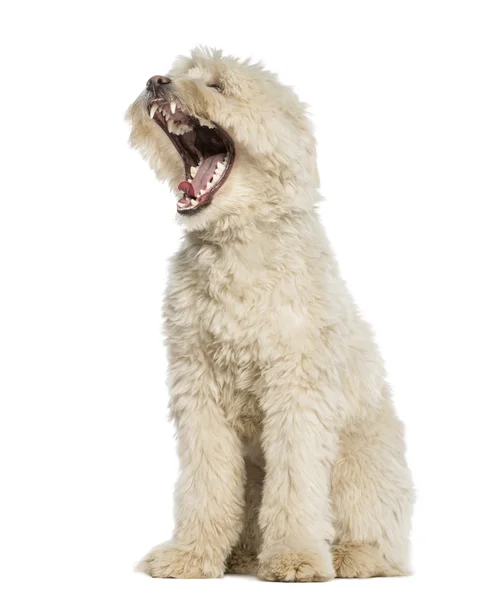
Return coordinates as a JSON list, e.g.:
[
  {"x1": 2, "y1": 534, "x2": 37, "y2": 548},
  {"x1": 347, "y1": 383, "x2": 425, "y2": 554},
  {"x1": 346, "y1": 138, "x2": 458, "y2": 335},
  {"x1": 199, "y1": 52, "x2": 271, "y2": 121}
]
[{"x1": 146, "y1": 75, "x2": 171, "y2": 92}]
